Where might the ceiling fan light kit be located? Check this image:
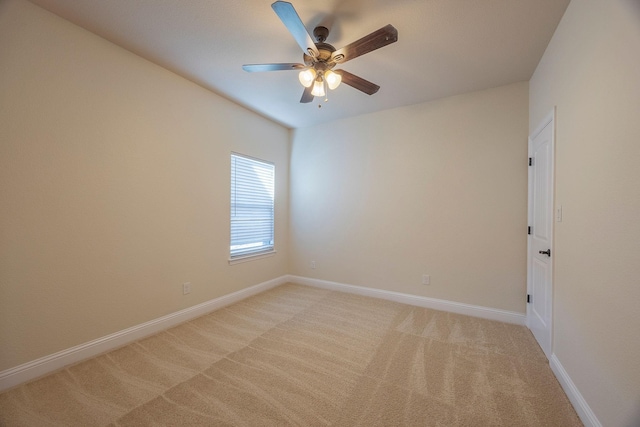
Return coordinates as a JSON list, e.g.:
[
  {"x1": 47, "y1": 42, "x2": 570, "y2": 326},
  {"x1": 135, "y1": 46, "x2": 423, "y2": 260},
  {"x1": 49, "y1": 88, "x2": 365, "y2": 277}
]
[{"x1": 243, "y1": 1, "x2": 398, "y2": 104}]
